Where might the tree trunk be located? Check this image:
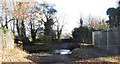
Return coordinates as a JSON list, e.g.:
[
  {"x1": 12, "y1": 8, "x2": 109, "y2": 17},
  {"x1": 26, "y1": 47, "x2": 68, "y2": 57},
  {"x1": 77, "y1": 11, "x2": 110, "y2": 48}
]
[
  {"x1": 21, "y1": 20, "x2": 26, "y2": 38},
  {"x1": 30, "y1": 21, "x2": 36, "y2": 42},
  {"x1": 31, "y1": 29, "x2": 36, "y2": 42},
  {"x1": 5, "y1": 15, "x2": 8, "y2": 29},
  {"x1": 12, "y1": 20, "x2": 15, "y2": 35},
  {"x1": 57, "y1": 25, "x2": 63, "y2": 40},
  {"x1": 16, "y1": 19, "x2": 20, "y2": 36}
]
